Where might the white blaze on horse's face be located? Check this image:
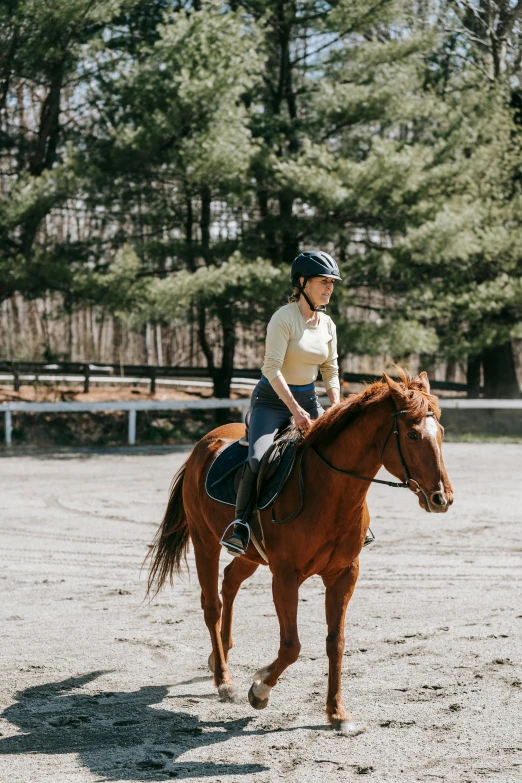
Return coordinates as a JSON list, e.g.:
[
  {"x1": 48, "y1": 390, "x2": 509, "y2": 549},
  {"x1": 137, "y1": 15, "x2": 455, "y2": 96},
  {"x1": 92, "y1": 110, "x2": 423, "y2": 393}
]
[
  {"x1": 424, "y1": 414, "x2": 439, "y2": 444},
  {"x1": 408, "y1": 413, "x2": 451, "y2": 513},
  {"x1": 423, "y1": 414, "x2": 443, "y2": 462}
]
